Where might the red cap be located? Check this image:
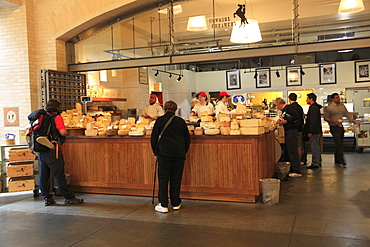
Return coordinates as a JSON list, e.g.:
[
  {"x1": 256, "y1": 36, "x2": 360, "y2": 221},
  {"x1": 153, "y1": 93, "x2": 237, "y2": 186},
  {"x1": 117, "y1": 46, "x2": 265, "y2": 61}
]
[
  {"x1": 220, "y1": 91, "x2": 231, "y2": 97},
  {"x1": 196, "y1": 91, "x2": 207, "y2": 97}
]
